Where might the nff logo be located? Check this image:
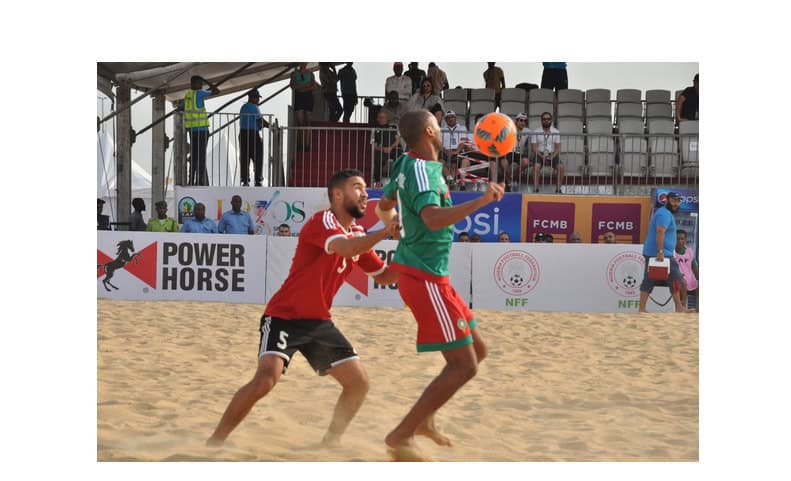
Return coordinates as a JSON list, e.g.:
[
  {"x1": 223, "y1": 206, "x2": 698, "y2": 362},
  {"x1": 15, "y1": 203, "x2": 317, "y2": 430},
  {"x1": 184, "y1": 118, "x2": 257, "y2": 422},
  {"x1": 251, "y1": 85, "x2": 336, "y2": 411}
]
[{"x1": 97, "y1": 240, "x2": 157, "y2": 291}]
